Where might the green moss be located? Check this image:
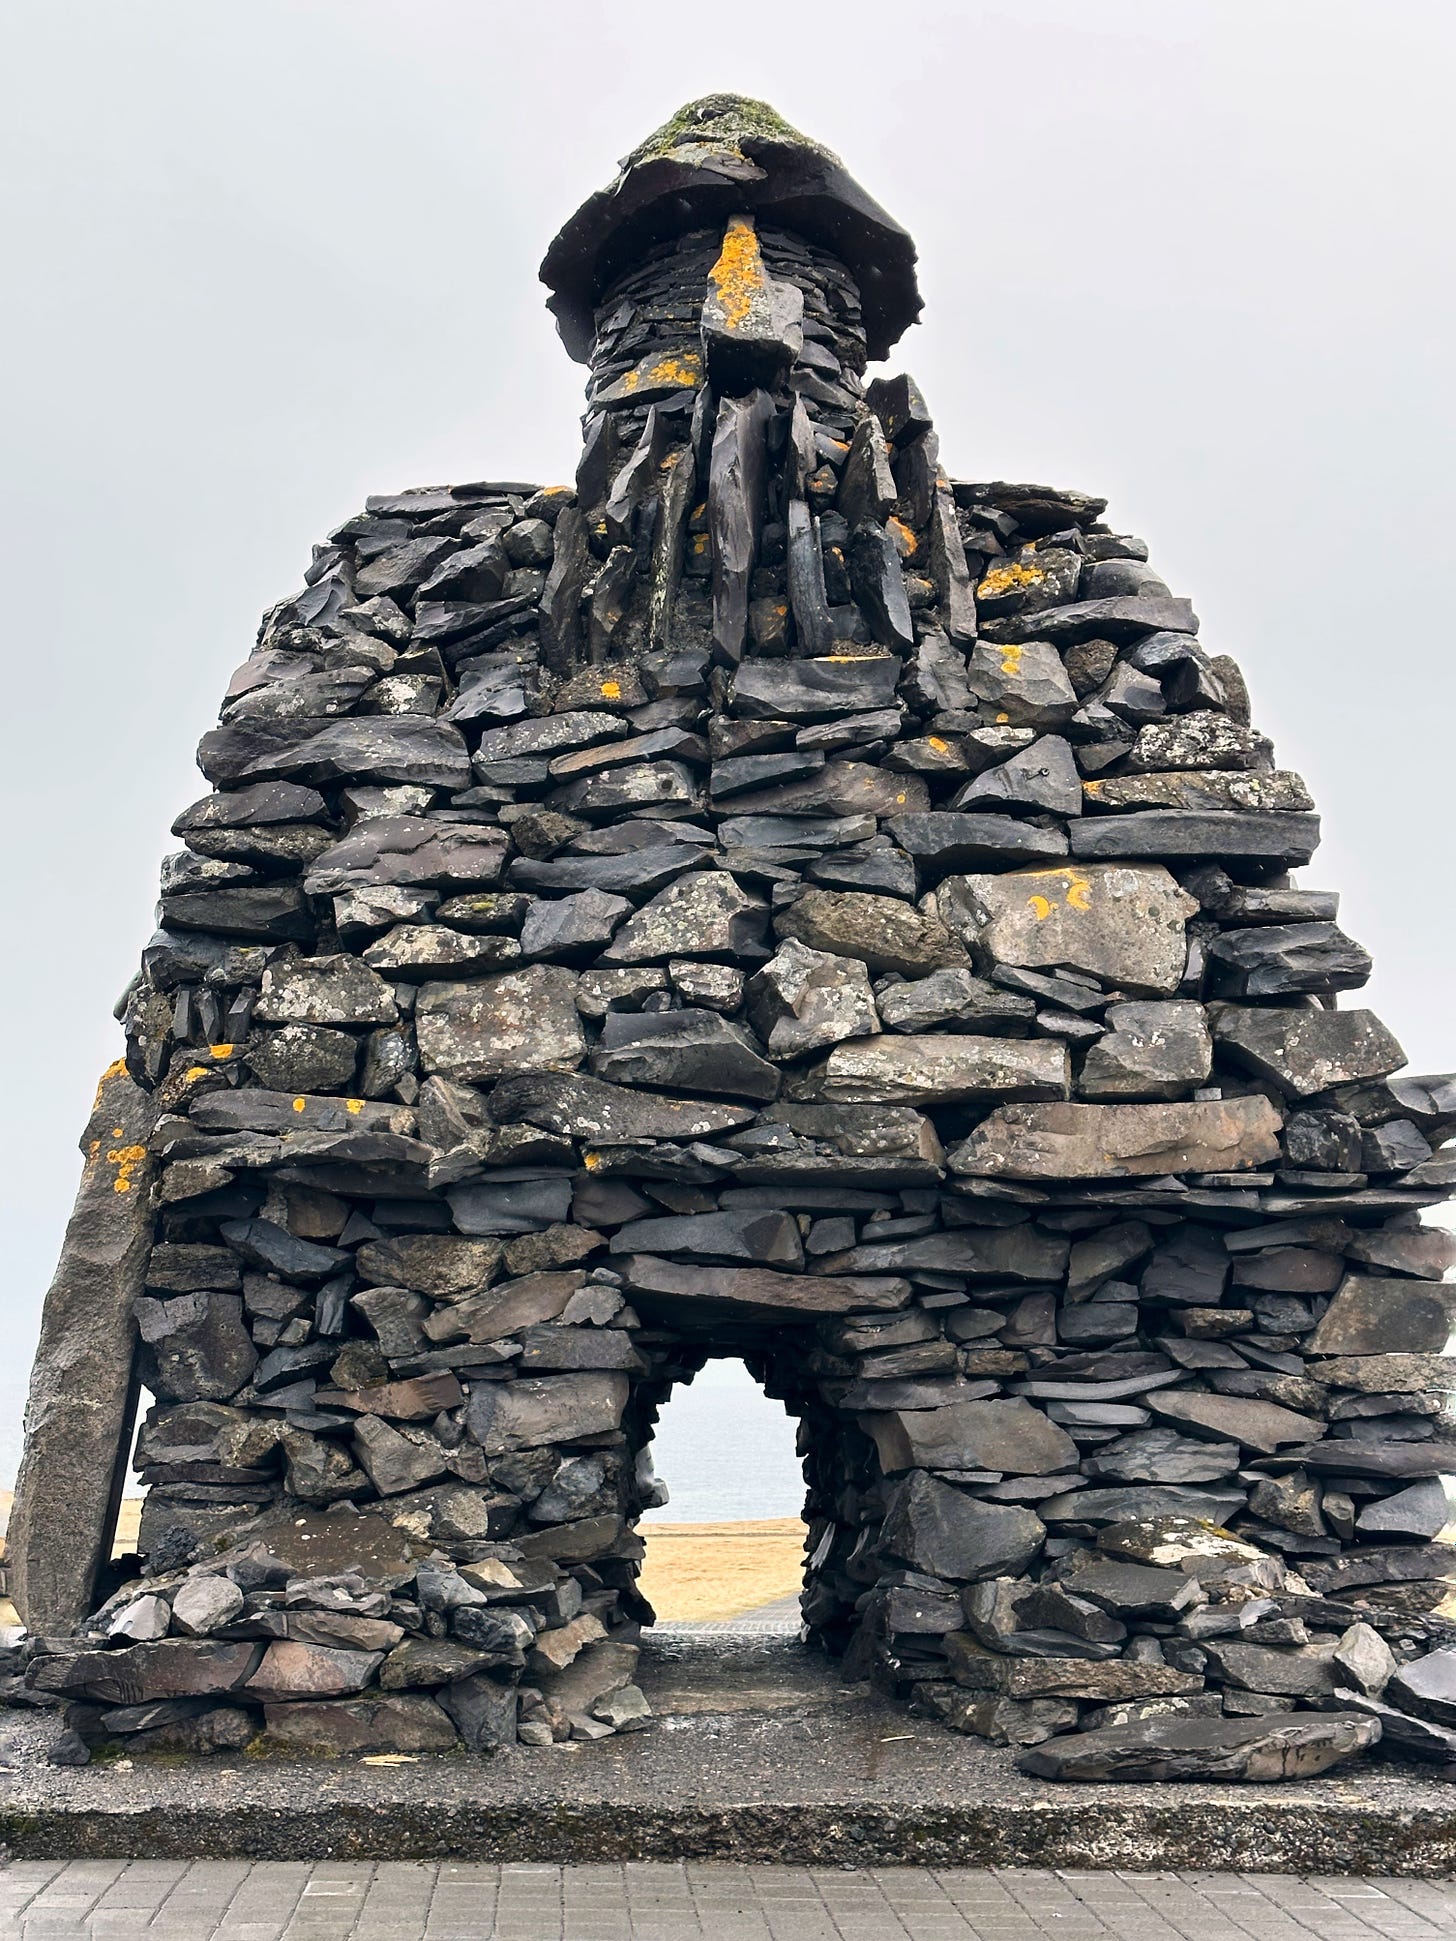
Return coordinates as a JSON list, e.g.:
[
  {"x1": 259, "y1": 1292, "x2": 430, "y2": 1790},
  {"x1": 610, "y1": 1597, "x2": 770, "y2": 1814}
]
[{"x1": 620, "y1": 95, "x2": 837, "y2": 174}]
